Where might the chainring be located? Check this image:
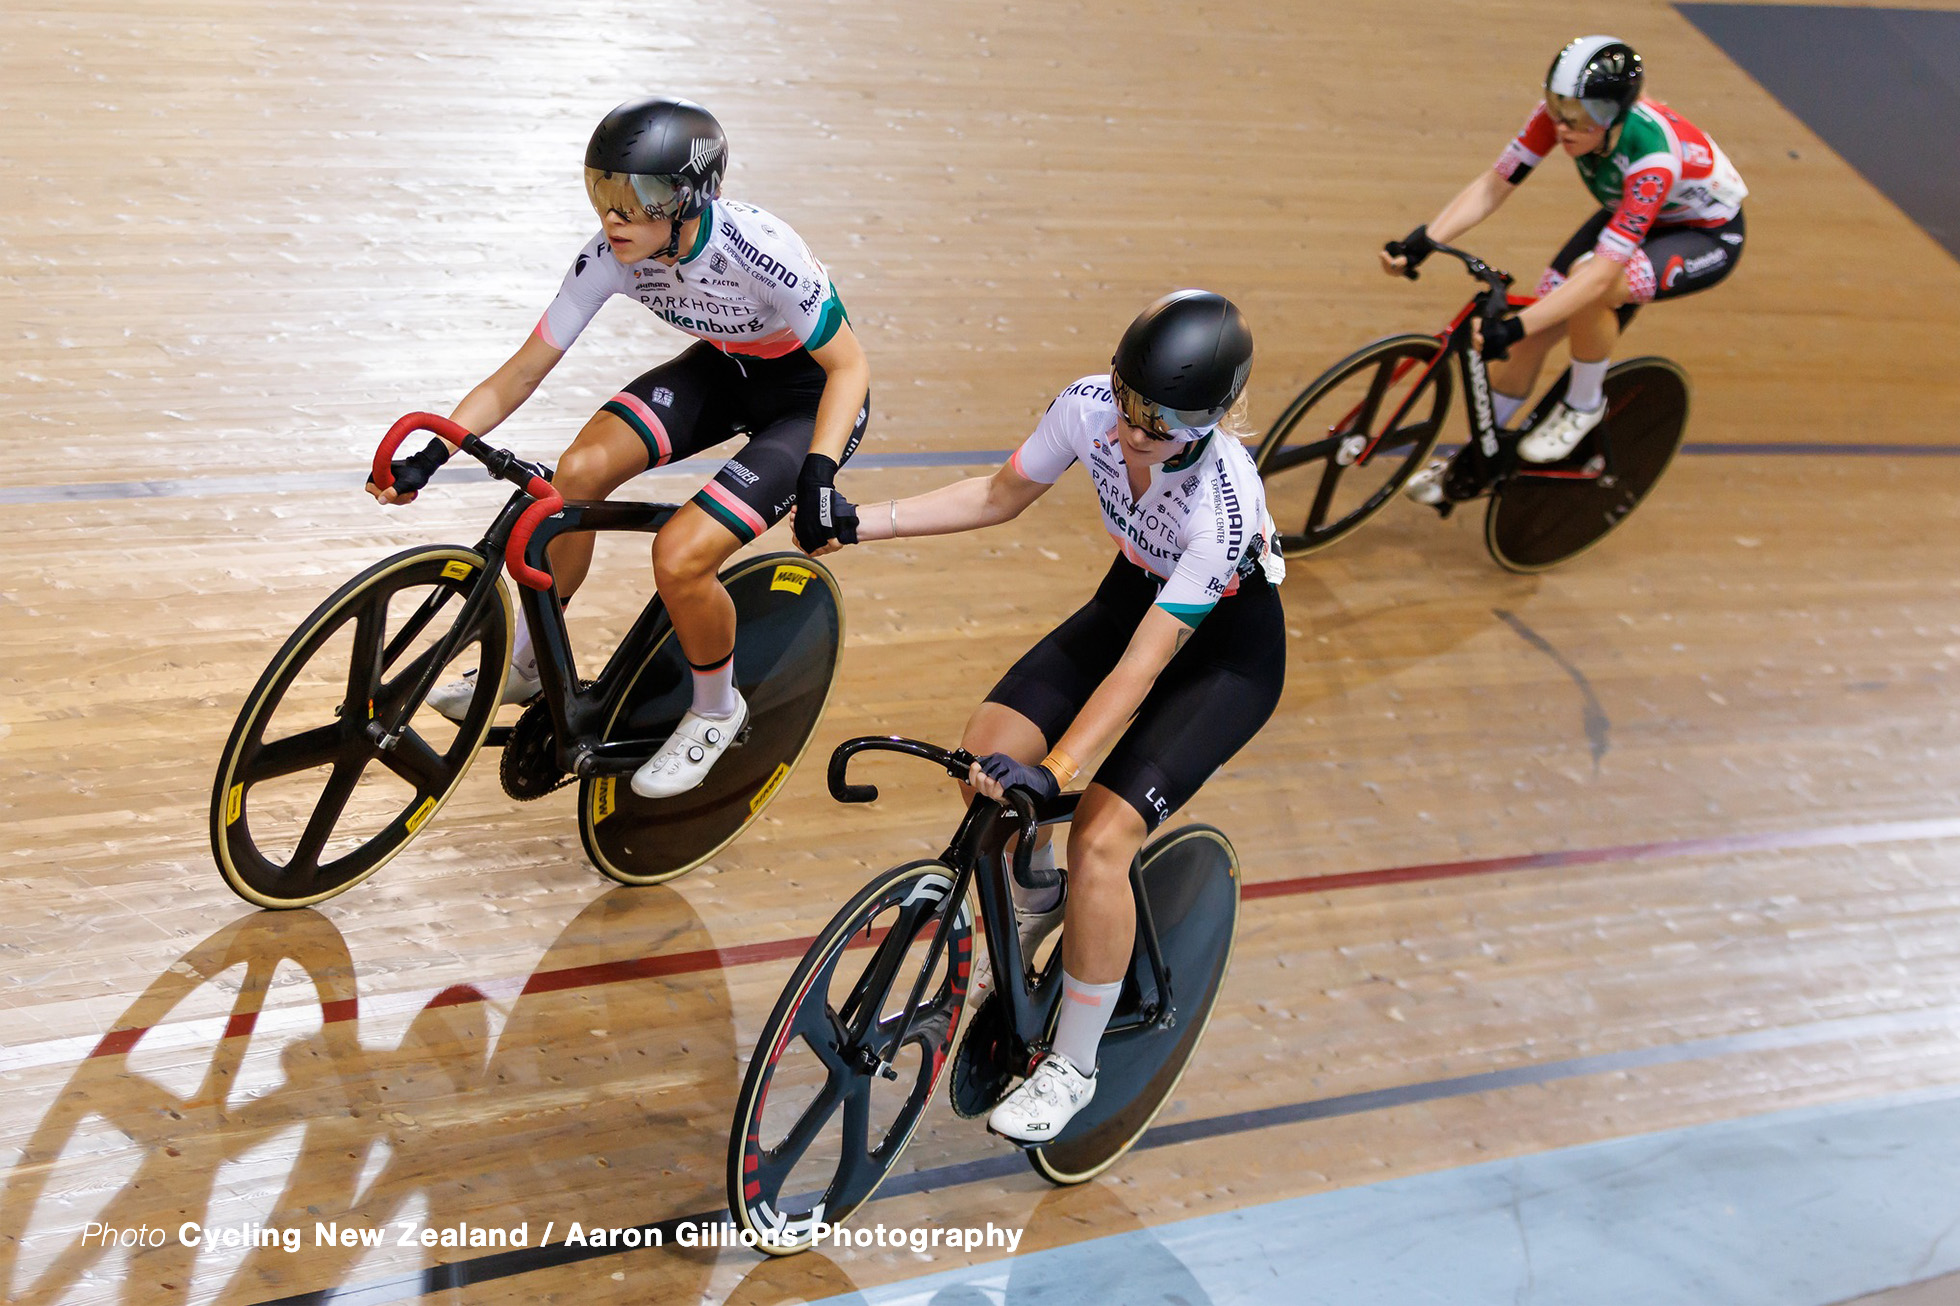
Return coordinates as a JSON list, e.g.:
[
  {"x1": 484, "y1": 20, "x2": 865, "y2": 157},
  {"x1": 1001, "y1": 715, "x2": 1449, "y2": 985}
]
[
  {"x1": 498, "y1": 691, "x2": 579, "y2": 801},
  {"x1": 948, "y1": 989, "x2": 1022, "y2": 1119}
]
